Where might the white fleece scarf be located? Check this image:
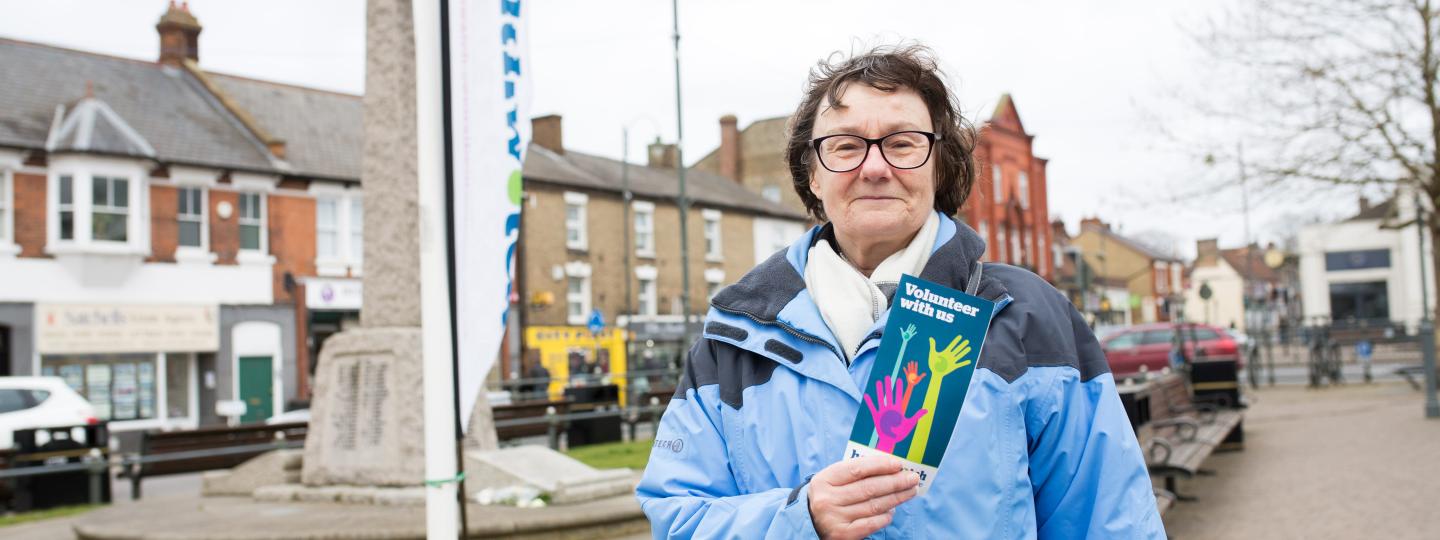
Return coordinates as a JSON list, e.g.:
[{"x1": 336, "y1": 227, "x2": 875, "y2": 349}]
[{"x1": 805, "y1": 212, "x2": 940, "y2": 361}]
